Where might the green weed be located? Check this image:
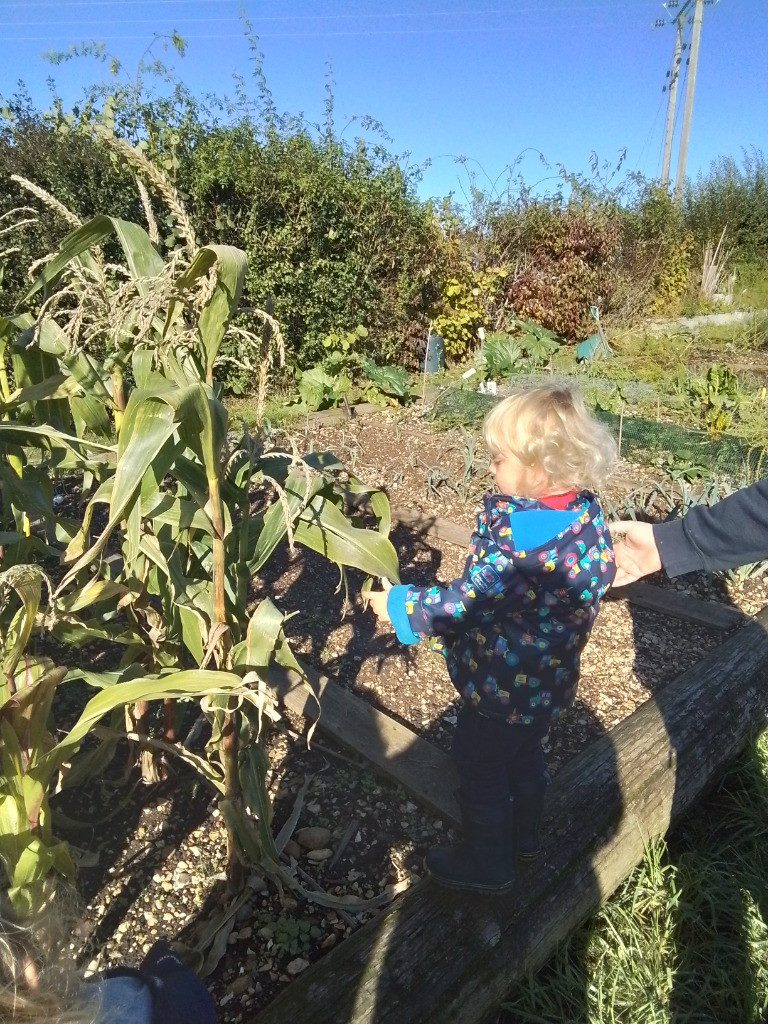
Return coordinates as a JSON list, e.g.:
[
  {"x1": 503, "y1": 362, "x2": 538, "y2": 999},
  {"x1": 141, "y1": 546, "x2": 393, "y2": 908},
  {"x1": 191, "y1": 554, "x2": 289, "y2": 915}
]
[{"x1": 258, "y1": 912, "x2": 314, "y2": 957}]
